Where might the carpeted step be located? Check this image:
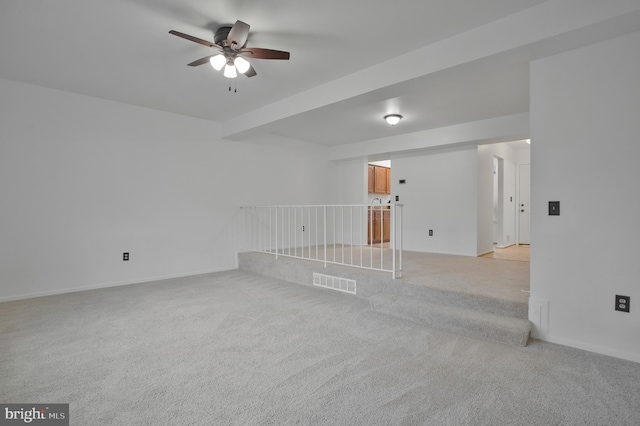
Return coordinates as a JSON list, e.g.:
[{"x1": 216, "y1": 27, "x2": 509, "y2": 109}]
[
  {"x1": 369, "y1": 292, "x2": 531, "y2": 346},
  {"x1": 379, "y1": 281, "x2": 529, "y2": 320},
  {"x1": 238, "y1": 251, "x2": 531, "y2": 346},
  {"x1": 238, "y1": 251, "x2": 528, "y2": 319}
]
